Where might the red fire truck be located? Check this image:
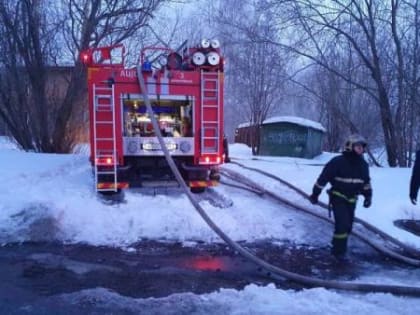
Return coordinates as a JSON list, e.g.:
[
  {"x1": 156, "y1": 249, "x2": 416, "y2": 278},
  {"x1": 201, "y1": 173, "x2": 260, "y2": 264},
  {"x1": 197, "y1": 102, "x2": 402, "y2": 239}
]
[{"x1": 81, "y1": 39, "x2": 225, "y2": 193}]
